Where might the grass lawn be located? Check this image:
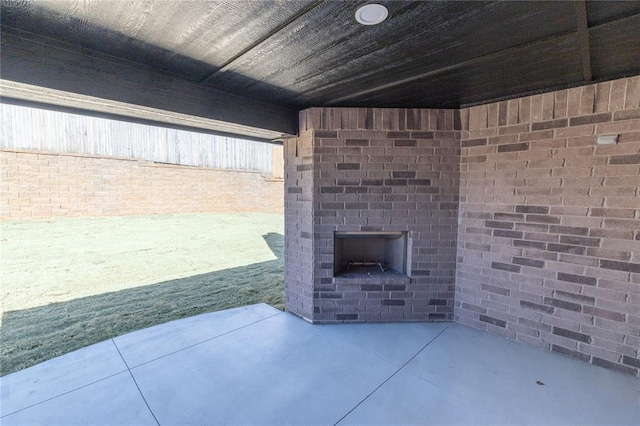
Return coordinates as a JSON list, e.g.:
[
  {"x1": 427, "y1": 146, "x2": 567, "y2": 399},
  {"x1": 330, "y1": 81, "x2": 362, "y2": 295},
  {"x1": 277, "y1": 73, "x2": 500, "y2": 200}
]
[{"x1": 0, "y1": 213, "x2": 284, "y2": 376}]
